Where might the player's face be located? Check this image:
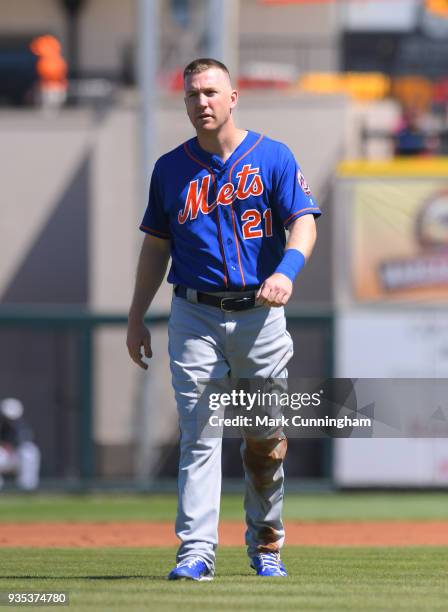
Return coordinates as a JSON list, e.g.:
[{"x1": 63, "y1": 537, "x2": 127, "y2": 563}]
[{"x1": 184, "y1": 68, "x2": 238, "y2": 133}]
